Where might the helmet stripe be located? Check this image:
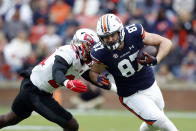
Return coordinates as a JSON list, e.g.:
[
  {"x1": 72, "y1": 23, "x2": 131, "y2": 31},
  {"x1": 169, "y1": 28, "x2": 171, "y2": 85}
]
[
  {"x1": 100, "y1": 17, "x2": 104, "y2": 33},
  {"x1": 102, "y1": 15, "x2": 108, "y2": 33},
  {"x1": 106, "y1": 15, "x2": 110, "y2": 32}
]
